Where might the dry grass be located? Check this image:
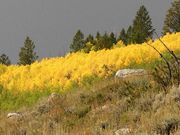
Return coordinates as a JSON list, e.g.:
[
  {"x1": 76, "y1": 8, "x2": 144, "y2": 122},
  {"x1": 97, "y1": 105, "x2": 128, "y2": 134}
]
[{"x1": 0, "y1": 77, "x2": 179, "y2": 135}]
